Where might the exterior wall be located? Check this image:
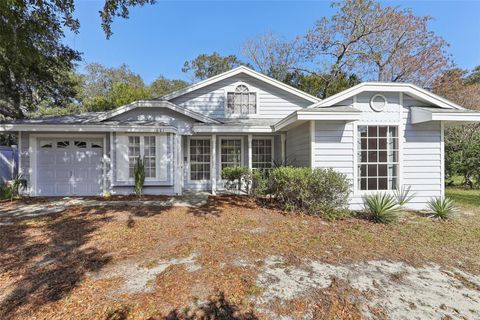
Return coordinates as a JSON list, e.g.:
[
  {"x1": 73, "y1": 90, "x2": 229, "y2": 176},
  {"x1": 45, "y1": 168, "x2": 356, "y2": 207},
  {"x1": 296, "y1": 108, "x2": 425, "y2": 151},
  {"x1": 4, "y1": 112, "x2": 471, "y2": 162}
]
[
  {"x1": 170, "y1": 74, "x2": 312, "y2": 119},
  {"x1": 286, "y1": 122, "x2": 311, "y2": 167},
  {"x1": 312, "y1": 92, "x2": 443, "y2": 210}
]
